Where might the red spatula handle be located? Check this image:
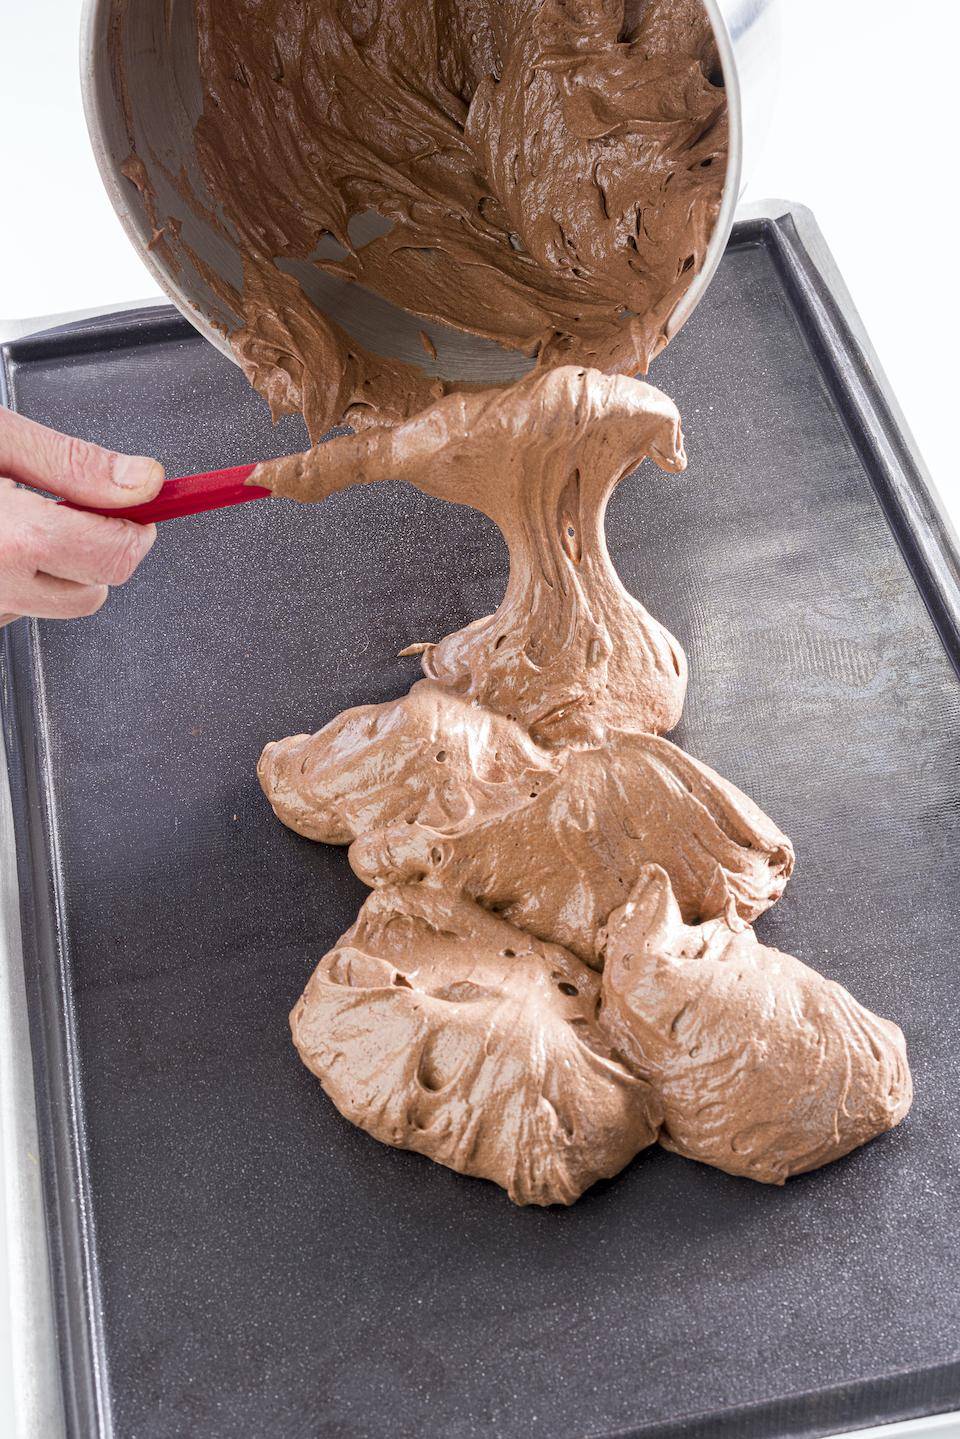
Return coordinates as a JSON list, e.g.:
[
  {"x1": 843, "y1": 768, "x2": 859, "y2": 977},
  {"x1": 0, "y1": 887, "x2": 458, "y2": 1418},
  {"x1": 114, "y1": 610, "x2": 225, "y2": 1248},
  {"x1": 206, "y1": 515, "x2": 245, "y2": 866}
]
[{"x1": 63, "y1": 464, "x2": 270, "y2": 525}]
